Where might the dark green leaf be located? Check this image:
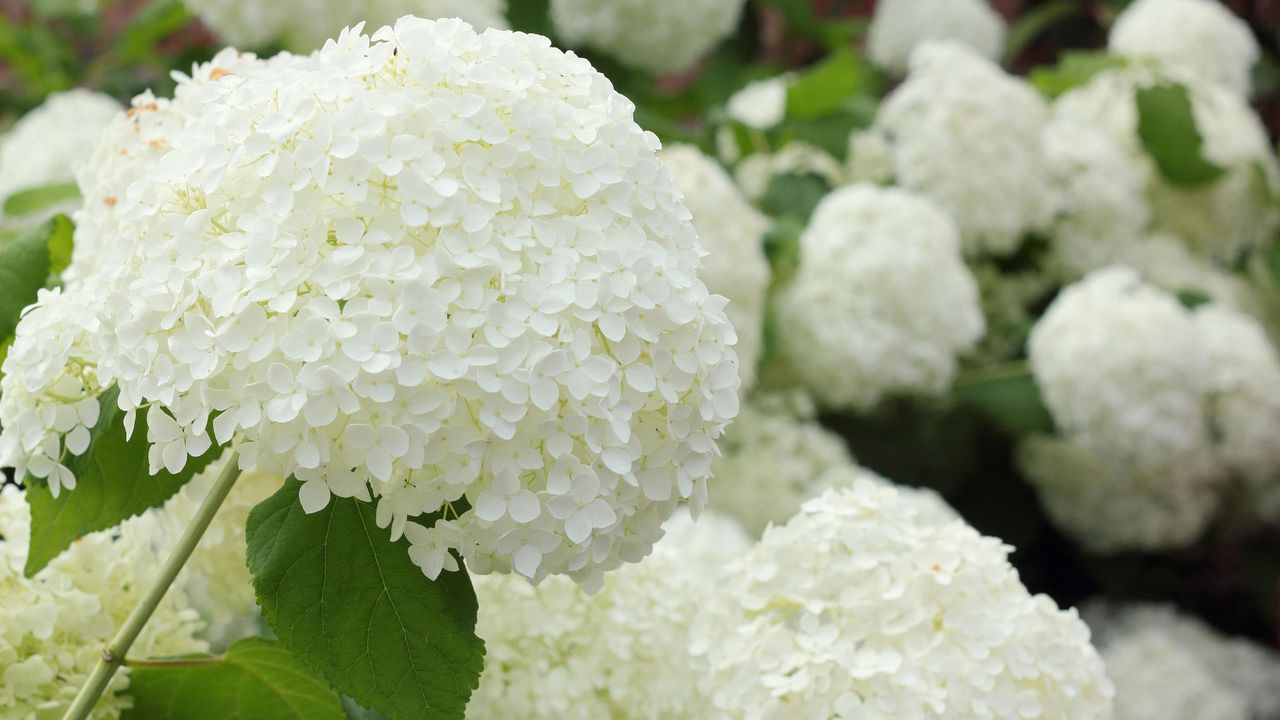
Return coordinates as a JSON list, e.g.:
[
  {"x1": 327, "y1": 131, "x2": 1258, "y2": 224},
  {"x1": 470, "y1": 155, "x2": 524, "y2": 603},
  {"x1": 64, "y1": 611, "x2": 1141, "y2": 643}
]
[
  {"x1": 115, "y1": 0, "x2": 192, "y2": 62},
  {"x1": 1135, "y1": 83, "x2": 1228, "y2": 187},
  {"x1": 3, "y1": 182, "x2": 80, "y2": 217},
  {"x1": 1029, "y1": 51, "x2": 1125, "y2": 98},
  {"x1": 506, "y1": 0, "x2": 552, "y2": 37},
  {"x1": 785, "y1": 49, "x2": 865, "y2": 120},
  {"x1": 954, "y1": 361, "x2": 1054, "y2": 435},
  {"x1": 246, "y1": 481, "x2": 484, "y2": 720},
  {"x1": 758, "y1": 0, "x2": 820, "y2": 35},
  {"x1": 123, "y1": 638, "x2": 345, "y2": 720},
  {"x1": 0, "y1": 215, "x2": 71, "y2": 347},
  {"x1": 24, "y1": 385, "x2": 225, "y2": 577},
  {"x1": 1003, "y1": 0, "x2": 1085, "y2": 64},
  {"x1": 1176, "y1": 289, "x2": 1212, "y2": 309},
  {"x1": 760, "y1": 172, "x2": 830, "y2": 224}
]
